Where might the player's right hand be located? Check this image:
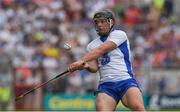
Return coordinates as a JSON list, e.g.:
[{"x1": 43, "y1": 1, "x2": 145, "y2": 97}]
[{"x1": 68, "y1": 60, "x2": 86, "y2": 72}]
